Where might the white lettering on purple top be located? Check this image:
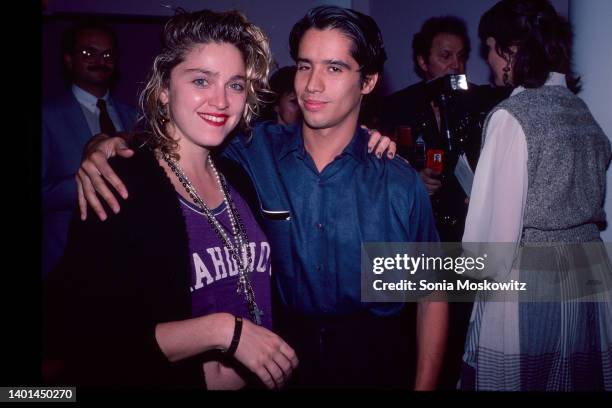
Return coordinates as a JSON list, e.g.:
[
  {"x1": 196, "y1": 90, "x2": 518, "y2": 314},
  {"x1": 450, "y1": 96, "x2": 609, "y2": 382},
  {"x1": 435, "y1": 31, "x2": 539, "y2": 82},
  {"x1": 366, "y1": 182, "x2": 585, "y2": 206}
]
[{"x1": 178, "y1": 185, "x2": 272, "y2": 329}]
